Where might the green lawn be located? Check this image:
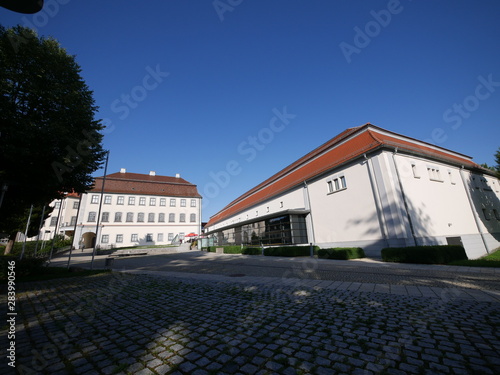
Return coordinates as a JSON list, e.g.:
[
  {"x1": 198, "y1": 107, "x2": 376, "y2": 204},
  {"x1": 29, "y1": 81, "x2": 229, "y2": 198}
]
[{"x1": 449, "y1": 248, "x2": 500, "y2": 267}]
